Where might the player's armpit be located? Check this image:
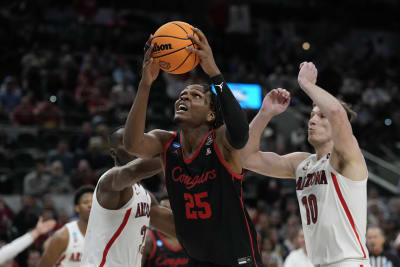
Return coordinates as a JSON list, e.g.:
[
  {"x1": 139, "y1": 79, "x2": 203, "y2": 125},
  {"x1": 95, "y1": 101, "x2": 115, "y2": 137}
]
[
  {"x1": 37, "y1": 227, "x2": 69, "y2": 267},
  {"x1": 124, "y1": 129, "x2": 173, "y2": 159}
]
